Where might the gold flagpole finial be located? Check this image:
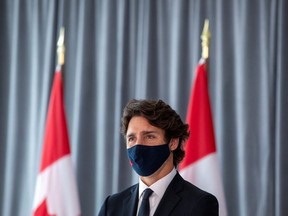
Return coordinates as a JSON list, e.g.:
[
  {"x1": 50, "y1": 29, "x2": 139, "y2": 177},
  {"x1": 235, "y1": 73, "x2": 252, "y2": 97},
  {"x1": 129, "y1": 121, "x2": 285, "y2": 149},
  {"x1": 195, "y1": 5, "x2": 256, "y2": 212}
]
[
  {"x1": 57, "y1": 27, "x2": 65, "y2": 66},
  {"x1": 201, "y1": 19, "x2": 211, "y2": 59}
]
